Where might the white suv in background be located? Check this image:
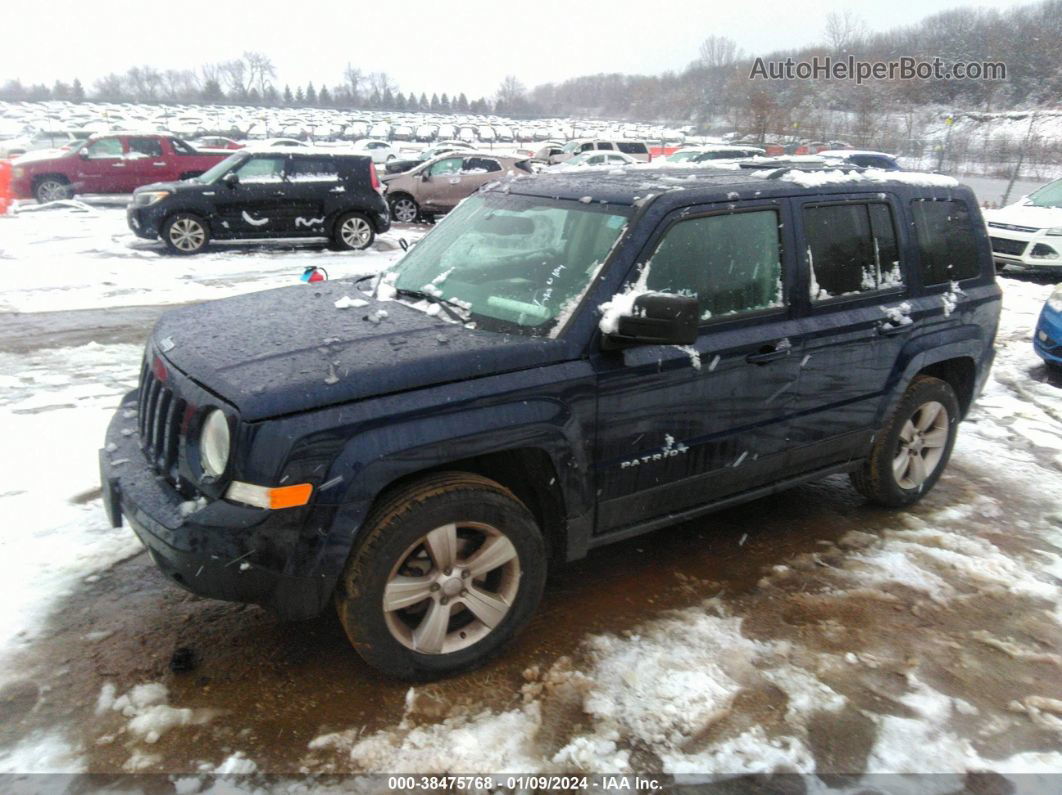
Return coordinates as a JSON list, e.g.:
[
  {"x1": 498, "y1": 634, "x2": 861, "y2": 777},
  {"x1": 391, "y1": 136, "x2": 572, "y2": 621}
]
[
  {"x1": 984, "y1": 178, "x2": 1062, "y2": 272},
  {"x1": 548, "y1": 138, "x2": 651, "y2": 164},
  {"x1": 351, "y1": 139, "x2": 396, "y2": 163}
]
